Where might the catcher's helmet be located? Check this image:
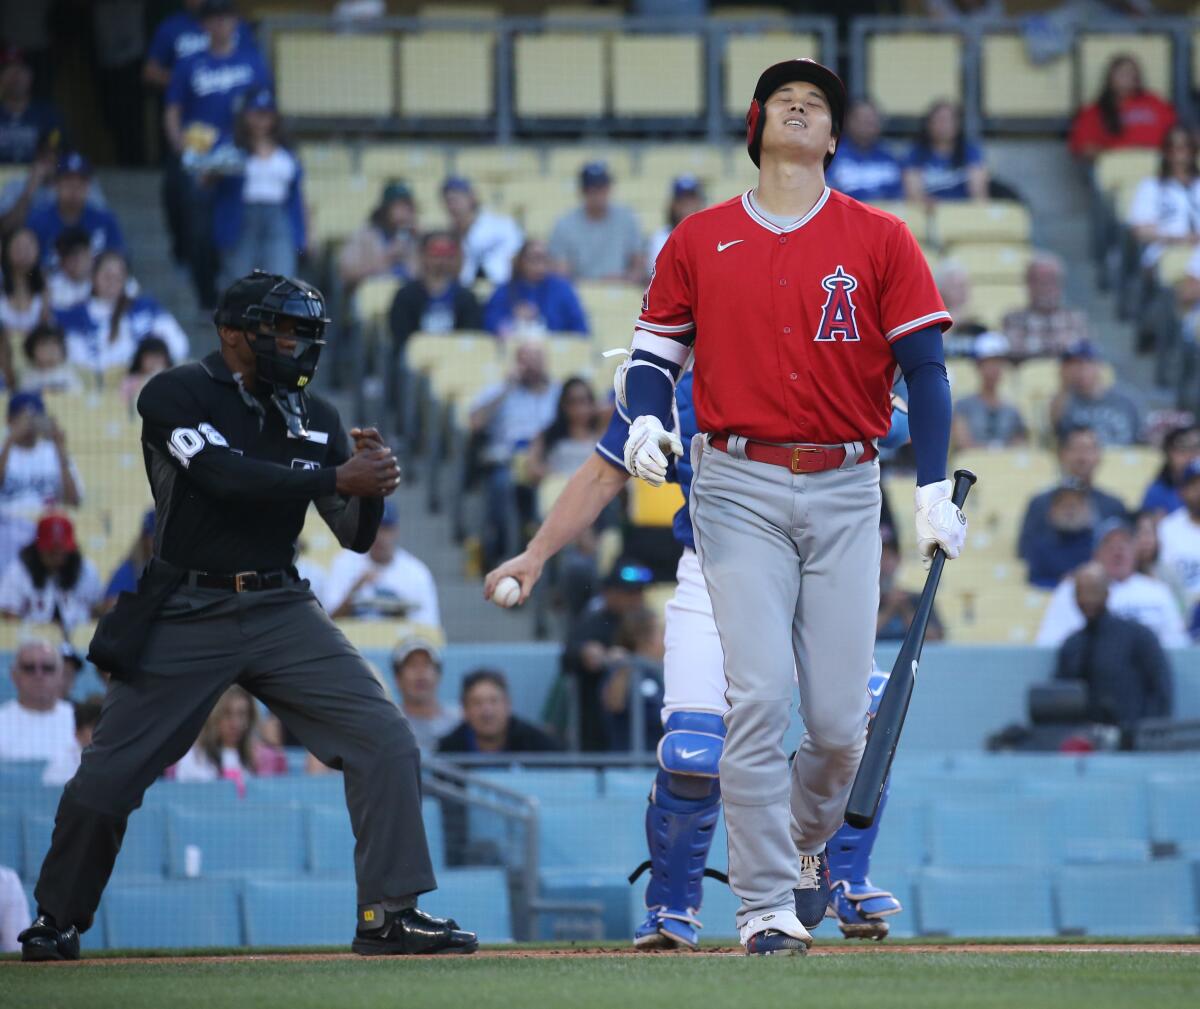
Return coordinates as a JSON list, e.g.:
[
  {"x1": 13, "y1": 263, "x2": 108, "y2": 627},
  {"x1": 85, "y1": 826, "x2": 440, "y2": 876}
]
[{"x1": 745, "y1": 58, "x2": 845, "y2": 170}]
